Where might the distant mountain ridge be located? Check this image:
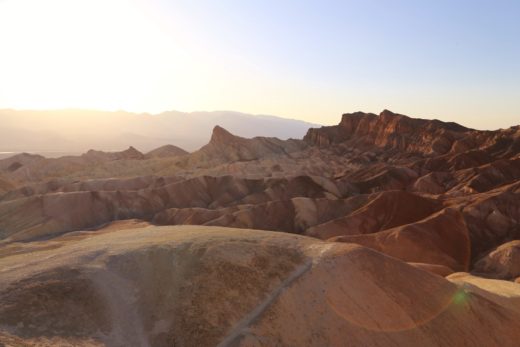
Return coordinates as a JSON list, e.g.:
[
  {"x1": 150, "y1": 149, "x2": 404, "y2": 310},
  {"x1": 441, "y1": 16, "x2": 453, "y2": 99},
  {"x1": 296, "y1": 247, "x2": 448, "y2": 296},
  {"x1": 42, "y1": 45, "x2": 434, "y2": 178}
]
[{"x1": 0, "y1": 109, "x2": 320, "y2": 154}]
